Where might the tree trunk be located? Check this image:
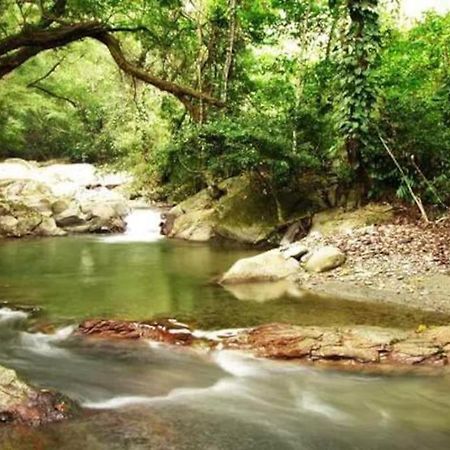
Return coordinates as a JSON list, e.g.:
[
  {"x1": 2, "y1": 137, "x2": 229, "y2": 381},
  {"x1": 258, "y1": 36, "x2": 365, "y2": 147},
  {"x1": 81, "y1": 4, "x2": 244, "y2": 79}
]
[{"x1": 222, "y1": 0, "x2": 238, "y2": 103}]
